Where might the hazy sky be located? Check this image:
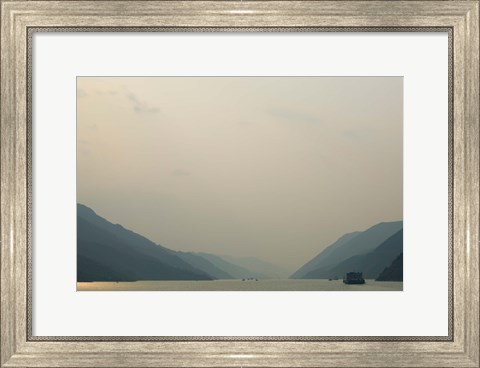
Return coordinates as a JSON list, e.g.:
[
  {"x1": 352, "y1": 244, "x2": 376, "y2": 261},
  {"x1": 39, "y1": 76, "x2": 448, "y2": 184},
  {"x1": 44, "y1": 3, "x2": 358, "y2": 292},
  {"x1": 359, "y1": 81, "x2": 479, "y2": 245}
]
[{"x1": 77, "y1": 77, "x2": 402, "y2": 271}]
